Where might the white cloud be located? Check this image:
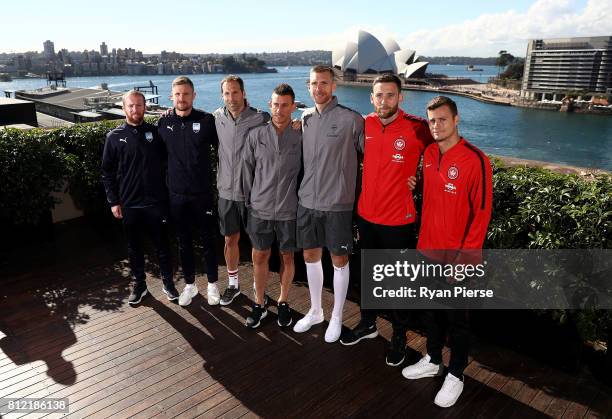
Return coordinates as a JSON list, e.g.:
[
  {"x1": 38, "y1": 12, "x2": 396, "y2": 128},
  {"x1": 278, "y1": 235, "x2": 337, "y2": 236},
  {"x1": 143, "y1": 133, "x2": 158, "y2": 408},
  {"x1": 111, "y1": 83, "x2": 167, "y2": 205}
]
[{"x1": 398, "y1": 0, "x2": 612, "y2": 57}]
